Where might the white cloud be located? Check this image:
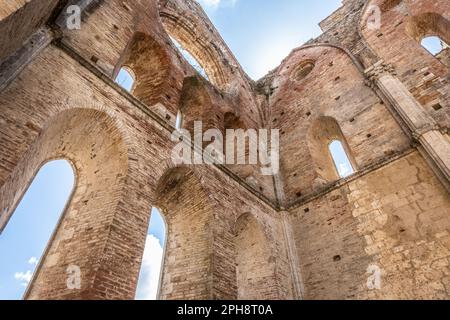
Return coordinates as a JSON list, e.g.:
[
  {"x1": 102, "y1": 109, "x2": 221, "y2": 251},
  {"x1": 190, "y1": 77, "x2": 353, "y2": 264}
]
[
  {"x1": 135, "y1": 235, "x2": 164, "y2": 300},
  {"x1": 14, "y1": 257, "x2": 39, "y2": 287},
  {"x1": 28, "y1": 257, "x2": 38, "y2": 266},
  {"x1": 197, "y1": 0, "x2": 237, "y2": 9},
  {"x1": 14, "y1": 270, "x2": 33, "y2": 286}
]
